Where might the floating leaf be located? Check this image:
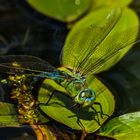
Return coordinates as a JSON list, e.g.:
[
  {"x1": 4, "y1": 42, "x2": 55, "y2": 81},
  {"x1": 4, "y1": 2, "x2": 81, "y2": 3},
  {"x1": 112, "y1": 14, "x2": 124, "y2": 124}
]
[
  {"x1": 38, "y1": 113, "x2": 50, "y2": 124},
  {"x1": 26, "y1": 0, "x2": 91, "y2": 22},
  {"x1": 0, "y1": 102, "x2": 19, "y2": 127},
  {"x1": 99, "y1": 112, "x2": 140, "y2": 140},
  {"x1": 62, "y1": 7, "x2": 139, "y2": 75},
  {"x1": 91, "y1": 0, "x2": 132, "y2": 10},
  {"x1": 38, "y1": 69, "x2": 115, "y2": 133}
]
